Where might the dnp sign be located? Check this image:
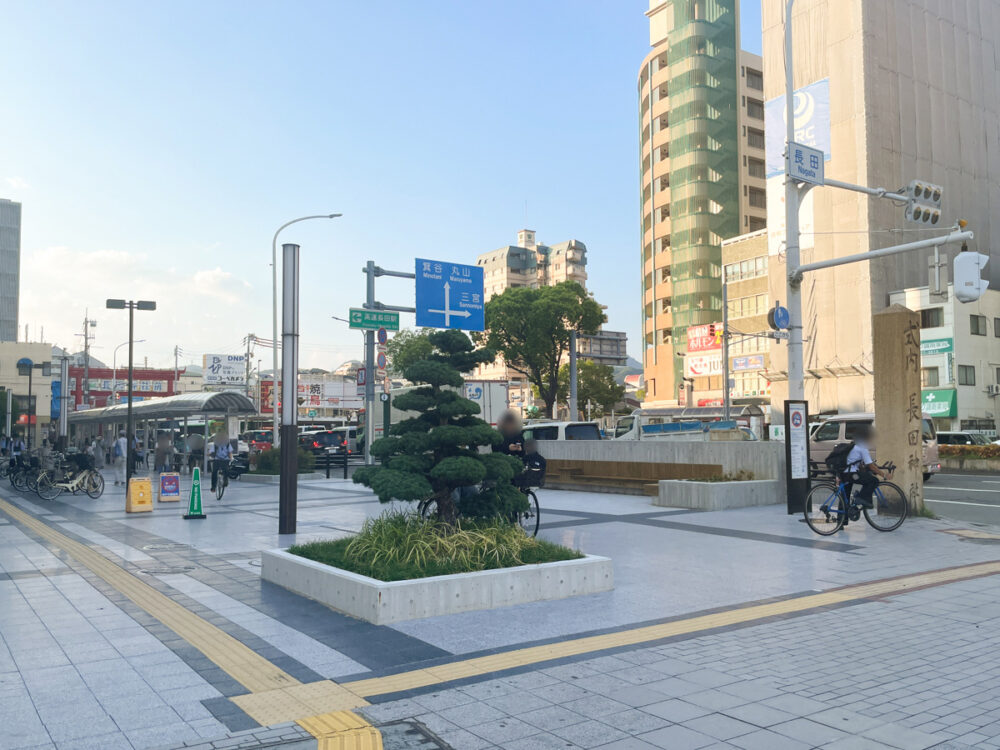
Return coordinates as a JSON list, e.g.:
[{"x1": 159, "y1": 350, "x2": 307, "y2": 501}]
[{"x1": 765, "y1": 78, "x2": 831, "y2": 178}]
